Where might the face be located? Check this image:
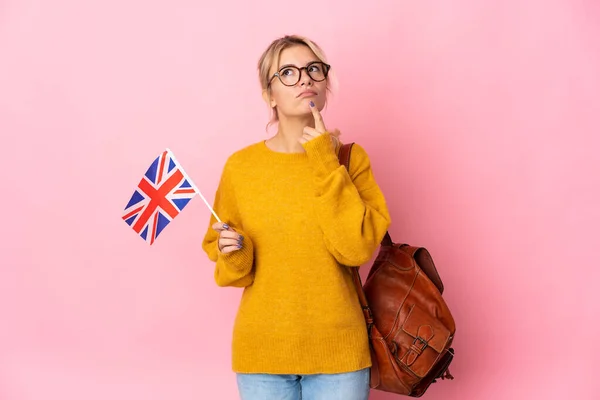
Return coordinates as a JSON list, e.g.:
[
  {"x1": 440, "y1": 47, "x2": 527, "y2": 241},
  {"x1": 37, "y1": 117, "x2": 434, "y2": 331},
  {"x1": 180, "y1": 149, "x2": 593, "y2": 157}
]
[{"x1": 265, "y1": 45, "x2": 329, "y2": 119}]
